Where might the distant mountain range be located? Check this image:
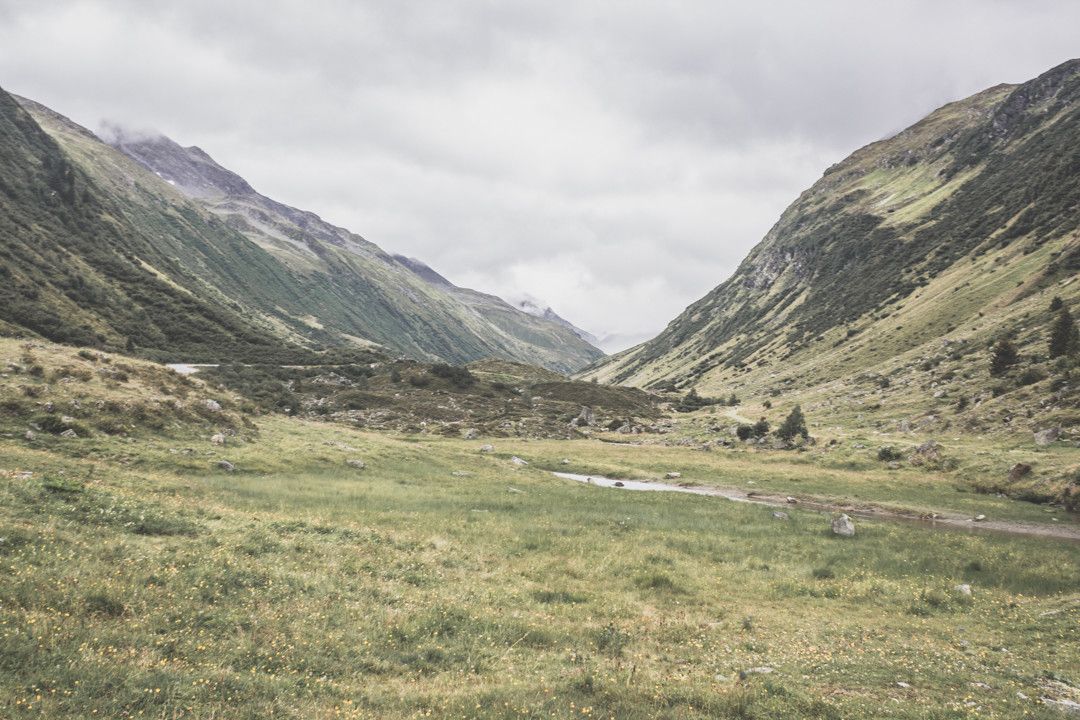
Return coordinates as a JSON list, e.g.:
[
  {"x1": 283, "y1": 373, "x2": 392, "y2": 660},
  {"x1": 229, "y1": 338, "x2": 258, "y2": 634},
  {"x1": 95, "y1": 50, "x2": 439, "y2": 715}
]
[
  {"x1": 0, "y1": 88, "x2": 602, "y2": 372},
  {"x1": 584, "y1": 60, "x2": 1080, "y2": 407}
]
